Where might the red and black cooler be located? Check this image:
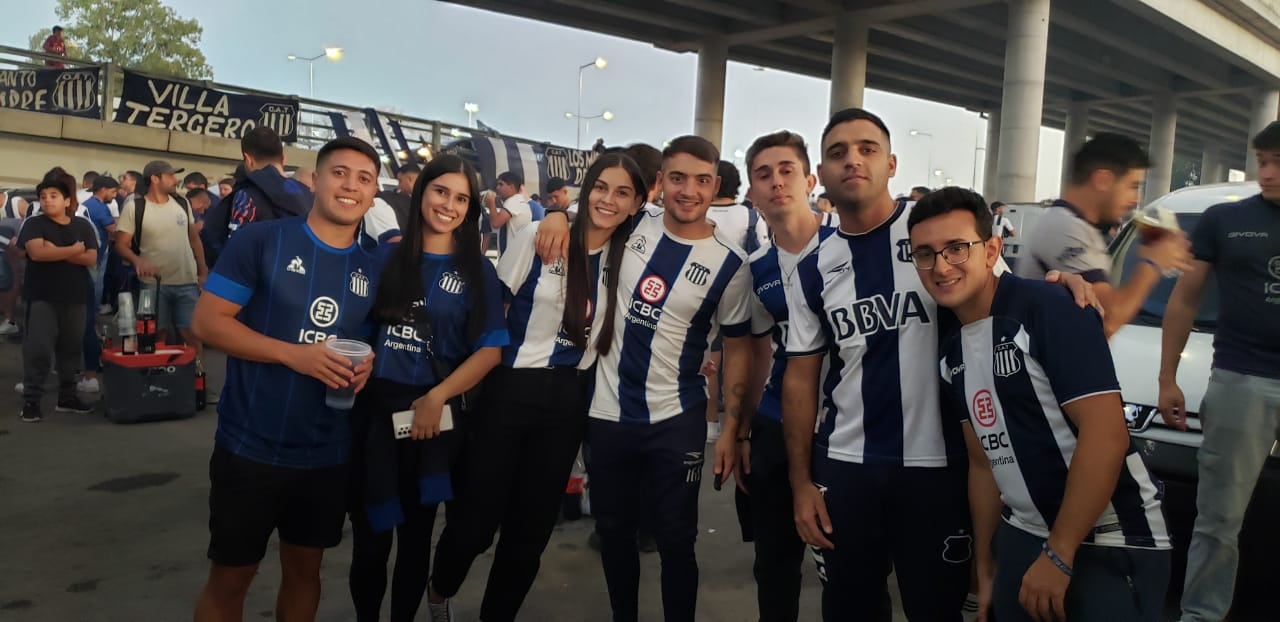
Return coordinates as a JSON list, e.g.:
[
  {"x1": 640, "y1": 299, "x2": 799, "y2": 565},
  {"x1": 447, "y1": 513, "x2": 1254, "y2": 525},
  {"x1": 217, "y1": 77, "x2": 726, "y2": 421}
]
[{"x1": 102, "y1": 346, "x2": 198, "y2": 424}]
